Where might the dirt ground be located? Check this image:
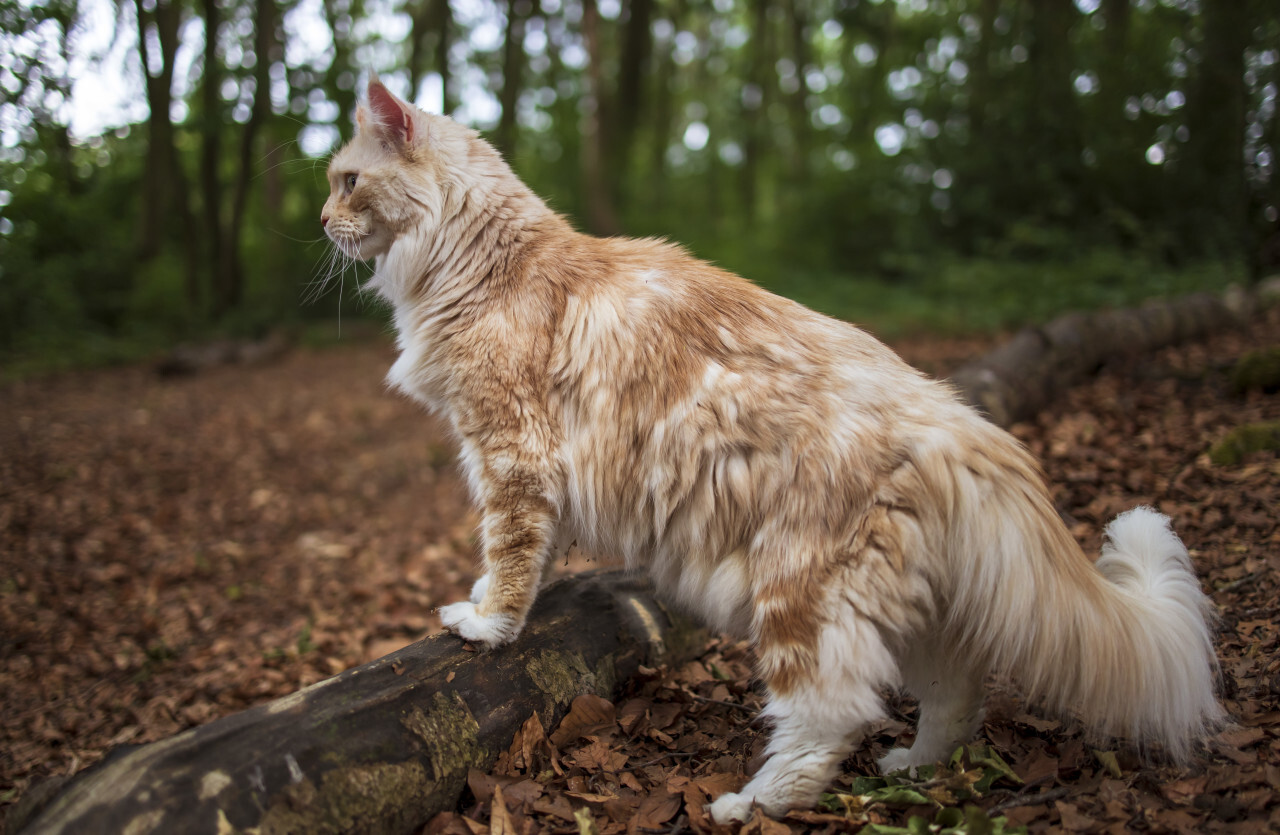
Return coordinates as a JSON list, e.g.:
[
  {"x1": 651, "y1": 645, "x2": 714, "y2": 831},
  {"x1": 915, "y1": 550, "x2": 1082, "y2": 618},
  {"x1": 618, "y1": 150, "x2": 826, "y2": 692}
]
[{"x1": 1, "y1": 307, "x2": 1277, "y2": 834}]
